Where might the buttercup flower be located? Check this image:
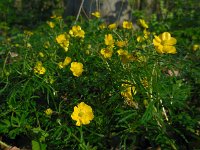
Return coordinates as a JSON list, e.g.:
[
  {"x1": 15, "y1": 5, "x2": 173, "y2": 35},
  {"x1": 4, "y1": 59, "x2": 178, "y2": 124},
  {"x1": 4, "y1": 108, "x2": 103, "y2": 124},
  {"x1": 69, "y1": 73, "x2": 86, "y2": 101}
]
[
  {"x1": 143, "y1": 29, "x2": 150, "y2": 39},
  {"x1": 134, "y1": 51, "x2": 146, "y2": 62},
  {"x1": 70, "y1": 62, "x2": 84, "y2": 77},
  {"x1": 122, "y1": 21, "x2": 133, "y2": 29},
  {"x1": 58, "y1": 62, "x2": 64, "y2": 69},
  {"x1": 137, "y1": 29, "x2": 150, "y2": 43},
  {"x1": 69, "y1": 25, "x2": 85, "y2": 38},
  {"x1": 63, "y1": 57, "x2": 72, "y2": 66},
  {"x1": 27, "y1": 43, "x2": 32, "y2": 48},
  {"x1": 99, "y1": 23, "x2": 106, "y2": 29},
  {"x1": 116, "y1": 40, "x2": 127, "y2": 47},
  {"x1": 91, "y1": 11, "x2": 101, "y2": 18},
  {"x1": 45, "y1": 76, "x2": 55, "y2": 84},
  {"x1": 141, "y1": 78, "x2": 149, "y2": 88},
  {"x1": 105, "y1": 34, "x2": 114, "y2": 46},
  {"x1": 138, "y1": 19, "x2": 149, "y2": 29},
  {"x1": 121, "y1": 81, "x2": 138, "y2": 108},
  {"x1": 117, "y1": 49, "x2": 135, "y2": 63},
  {"x1": 108, "y1": 23, "x2": 117, "y2": 30},
  {"x1": 58, "y1": 57, "x2": 71, "y2": 69},
  {"x1": 44, "y1": 41, "x2": 50, "y2": 49},
  {"x1": 117, "y1": 49, "x2": 128, "y2": 56},
  {"x1": 87, "y1": 44, "x2": 91, "y2": 49},
  {"x1": 47, "y1": 21, "x2": 55, "y2": 28},
  {"x1": 71, "y1": 102, "x2": 94, "y2": 126},
  {"x1": 193, "y1": 44, "x2": 199, "y2": 51},
  {"x1": 45, "y1": 108, "x2": 53, "y2": 116},
  {"x1": 51, "y1": 15, "x2": 62, "y2": 20},
  {"x1": 153, "y1": 32, "x2": 177, "y2": 54},
  {"x1": 24, "y1": 30, "x2": 33, "y2": 36},
  {"x1": 100, "y1": 48, "x2": 113, "y2": 58},
  {"x1": 34, "y1": 61, "x2": 46, "y2": 75},
  {"x1": 39, "y1": 52, "x2": 44, "y2": 58},
  {"x1": 137, "y1": 36, "x2": 144, "y2": 42},
  {"x1": 56, "y1": 34, "x2": 70, "y2": 51}
]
